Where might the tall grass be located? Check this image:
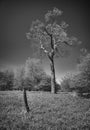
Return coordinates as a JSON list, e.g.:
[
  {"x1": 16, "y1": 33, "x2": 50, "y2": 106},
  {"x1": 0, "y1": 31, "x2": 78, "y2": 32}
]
[{"x1": 0, "y1": 91, "x2": 90, "y2": 130}]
